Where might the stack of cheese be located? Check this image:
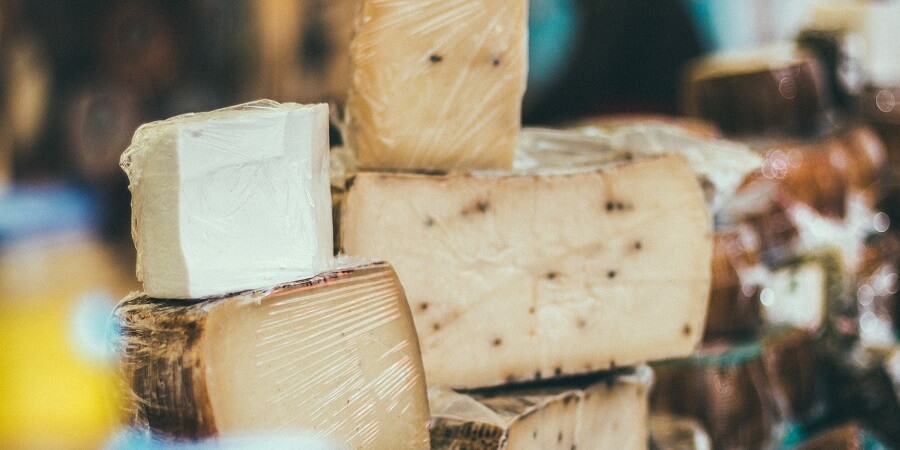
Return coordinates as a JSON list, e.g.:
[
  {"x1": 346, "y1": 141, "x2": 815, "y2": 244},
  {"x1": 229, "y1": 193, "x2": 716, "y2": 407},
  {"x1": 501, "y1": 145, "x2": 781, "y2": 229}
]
[
  {"x1": 114, "y1": 100, "x2": 431, "y2": 448},
  {"x1": 336, "y1": 1, "x2": 718, "y2": 448}
]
